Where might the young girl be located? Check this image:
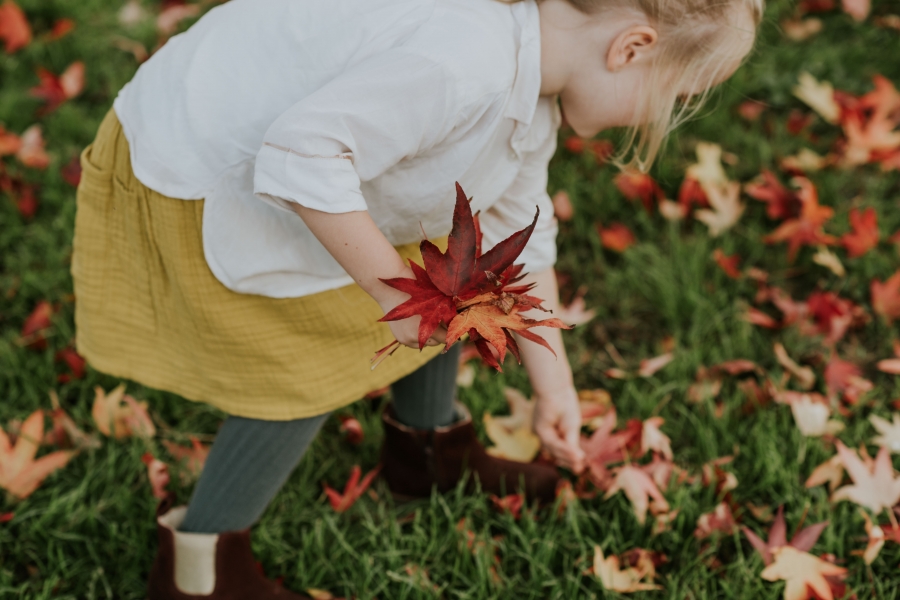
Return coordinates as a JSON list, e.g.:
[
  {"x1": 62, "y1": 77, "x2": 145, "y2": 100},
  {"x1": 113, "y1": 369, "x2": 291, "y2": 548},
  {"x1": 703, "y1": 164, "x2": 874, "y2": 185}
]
[{"x1": 72, "y1": 0, "x2": 760, "y2": 596}]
